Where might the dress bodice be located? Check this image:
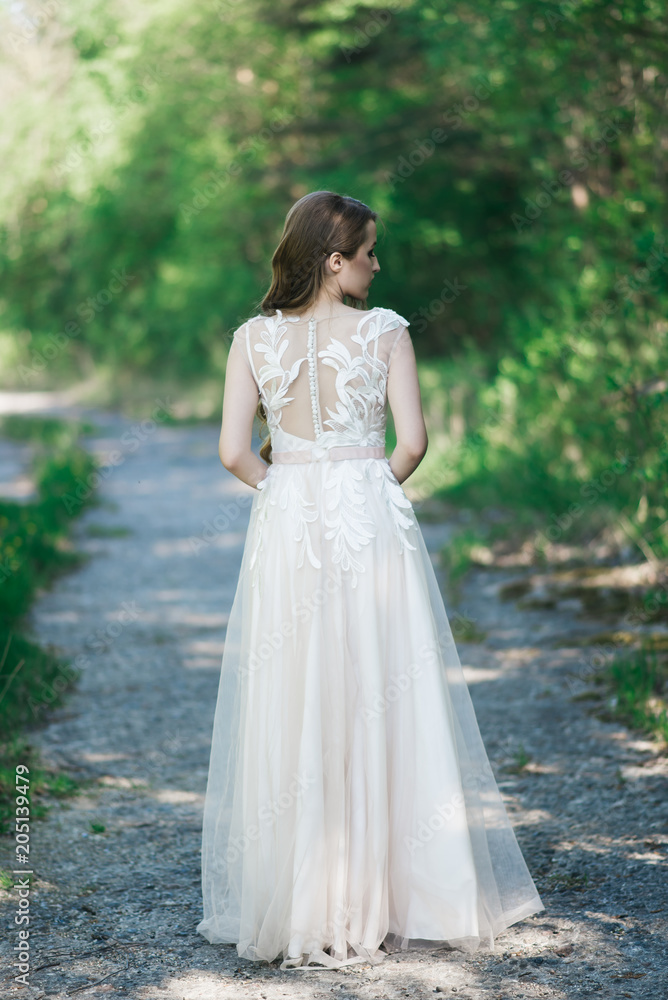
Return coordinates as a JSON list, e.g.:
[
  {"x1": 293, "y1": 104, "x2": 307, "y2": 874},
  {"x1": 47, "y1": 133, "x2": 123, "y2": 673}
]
[{"x1": 232, "y1": 307, "x2": 411, "y2": 452}]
